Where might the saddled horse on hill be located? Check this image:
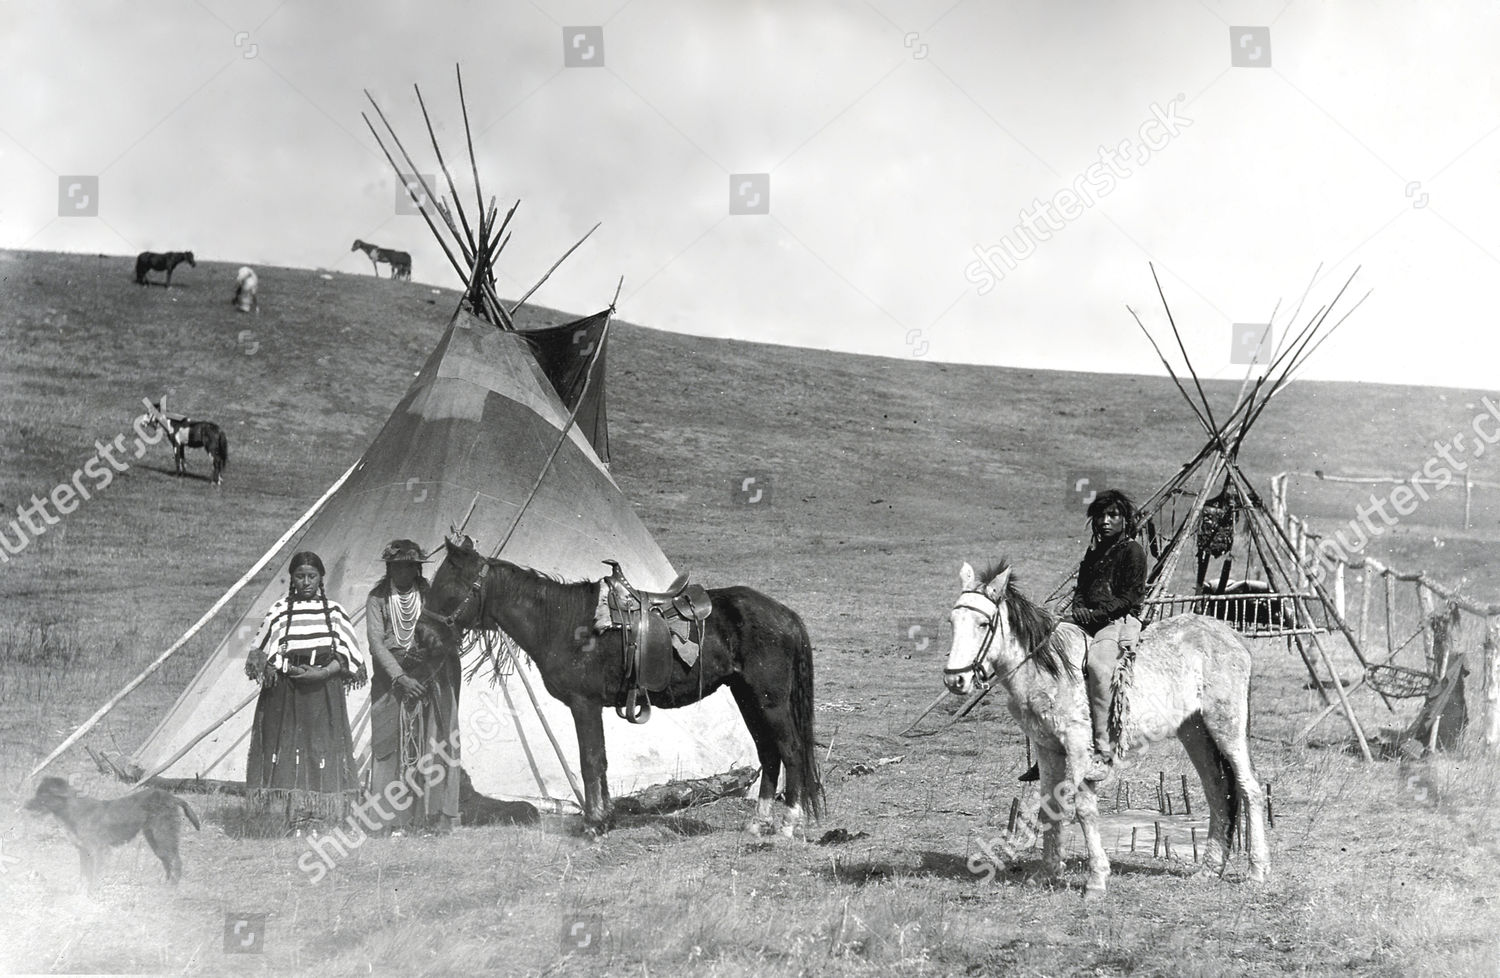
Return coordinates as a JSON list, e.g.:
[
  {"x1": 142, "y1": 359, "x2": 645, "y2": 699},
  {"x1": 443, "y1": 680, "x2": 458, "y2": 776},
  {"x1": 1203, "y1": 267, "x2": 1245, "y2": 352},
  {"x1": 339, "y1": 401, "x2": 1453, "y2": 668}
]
[
  {"x1": 144, "y1": 400, "x2": 229, "y2": 486},
  {"x1": 422, "y1": 535, "x2": 823, "y2": 836},
  {"x1": 135, "y1": 251, "x2": 196, "y2": 287},
  {"x1": 943, "y1": 559, "x2": 1269, "y2": 899},
  {"x1": 350, "y1": 239, "x2": 411, "y2": 280}
]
